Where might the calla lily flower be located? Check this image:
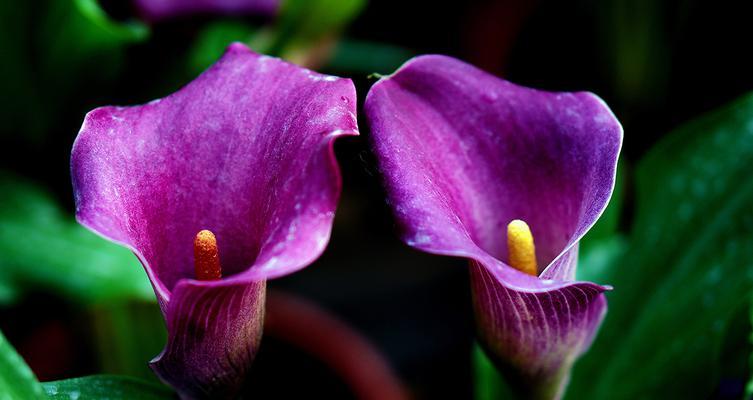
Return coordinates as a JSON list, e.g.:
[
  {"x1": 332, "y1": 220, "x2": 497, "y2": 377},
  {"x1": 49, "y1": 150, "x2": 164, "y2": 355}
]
[
  {"x1": 71, "y1": 43, "x2": 358, "y2": 398},
  {"x1": 365, "y1": 55, "x2": 622, "y2": 399},
  {"x1": 134, "y1": 0, "x2": 279, "y2": 22}
]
